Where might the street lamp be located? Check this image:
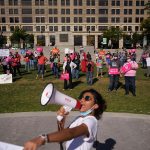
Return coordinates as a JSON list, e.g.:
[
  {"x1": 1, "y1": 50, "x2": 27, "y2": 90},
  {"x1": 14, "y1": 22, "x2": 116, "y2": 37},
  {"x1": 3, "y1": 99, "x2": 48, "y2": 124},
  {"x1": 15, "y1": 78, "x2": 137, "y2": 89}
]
[
  {"x1": 130, "y1": 30, "x2": 133, "y2": 48},
  {"x1": 87, "y1": 29, "x2": 91, "y2": 46},
  {"x1": 88, "y1": 29, "x2": 90, "y2": 35}
]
